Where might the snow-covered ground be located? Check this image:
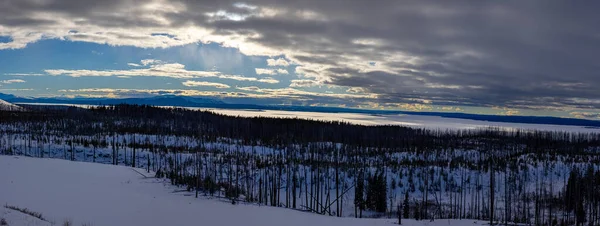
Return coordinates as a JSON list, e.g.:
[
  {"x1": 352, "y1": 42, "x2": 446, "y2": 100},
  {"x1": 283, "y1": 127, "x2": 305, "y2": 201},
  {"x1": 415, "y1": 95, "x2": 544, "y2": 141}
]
[
  {"x1": 0, "y1": 99, "x2": 22, "y2": 111},
  {"x1": 0, "y1": 155, "x2": 487, "y2": 226},
  {"x1": 1, "y1": 206, "x2": 51, "y2": 226}
]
